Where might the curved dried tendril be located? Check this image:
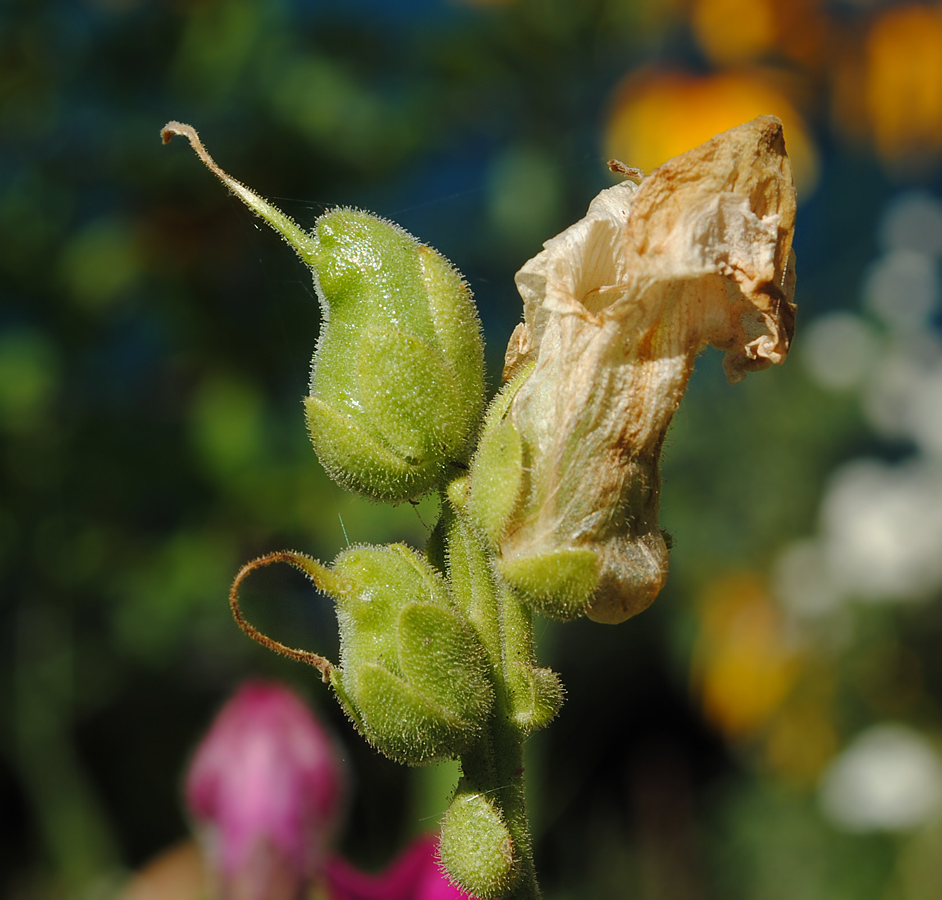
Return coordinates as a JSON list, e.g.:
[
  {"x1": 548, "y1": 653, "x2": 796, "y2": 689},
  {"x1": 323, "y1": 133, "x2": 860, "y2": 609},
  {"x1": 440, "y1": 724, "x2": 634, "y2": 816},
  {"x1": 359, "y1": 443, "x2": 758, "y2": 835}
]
[{"x1": 229, "y1": 551, "x2": 333, "y2": 682}]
